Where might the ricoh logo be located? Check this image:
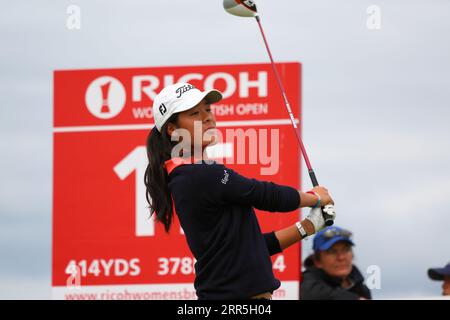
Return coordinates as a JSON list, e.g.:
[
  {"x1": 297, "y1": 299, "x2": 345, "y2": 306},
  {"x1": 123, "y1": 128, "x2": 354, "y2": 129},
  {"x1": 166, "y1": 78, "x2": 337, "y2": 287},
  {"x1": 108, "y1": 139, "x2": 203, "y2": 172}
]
[
  {"x1": 85, "y1": 76, "x2": 126, "y2": 119},
  {"x1": 85, "y1": 71, "x2": 268, "y2": 120}
]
